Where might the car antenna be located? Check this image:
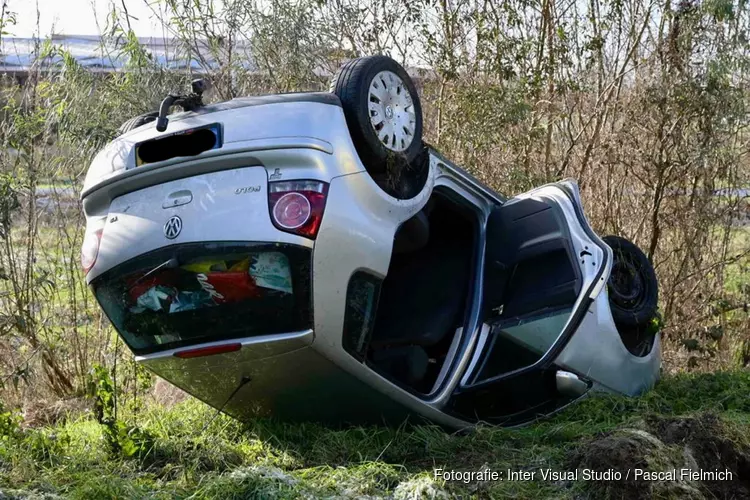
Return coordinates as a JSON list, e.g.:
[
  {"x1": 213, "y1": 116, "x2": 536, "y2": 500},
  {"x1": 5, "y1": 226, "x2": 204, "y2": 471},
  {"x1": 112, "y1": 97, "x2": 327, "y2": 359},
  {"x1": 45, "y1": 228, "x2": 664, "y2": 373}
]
[
  {"x1": 156, "y1": 79, "x2": 208, "y2": 132},
  {"x1": 201, "y1": 375, "x2": 252, "y2": 434}
]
